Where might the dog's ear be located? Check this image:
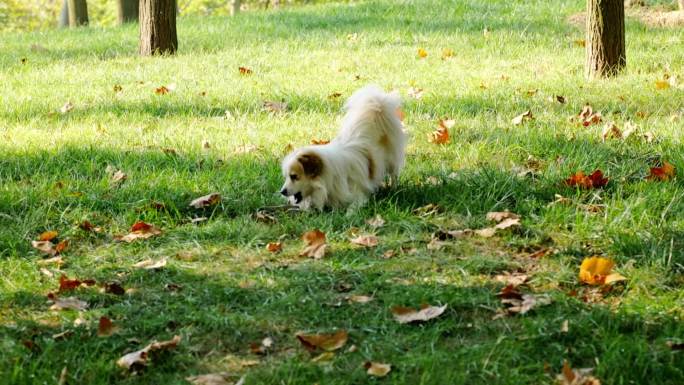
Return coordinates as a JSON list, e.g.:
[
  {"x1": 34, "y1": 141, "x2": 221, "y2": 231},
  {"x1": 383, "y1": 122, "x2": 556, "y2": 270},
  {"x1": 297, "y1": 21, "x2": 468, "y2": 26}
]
[{"x1": 298, "y1": 153, "x2": 323, "y2": 178}]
